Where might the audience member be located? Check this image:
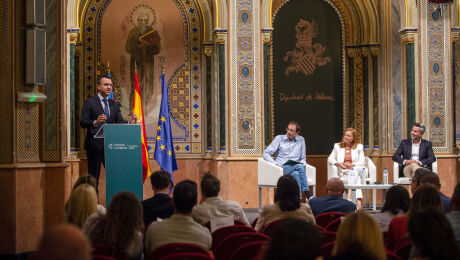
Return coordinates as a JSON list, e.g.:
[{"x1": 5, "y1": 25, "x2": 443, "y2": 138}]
[
  {"x1": 83, "y1": 191, "x2": 144, "y2": 259},
  {"x1": 71, "y1": 174, "x2": 106, "y2": 215},
  {"x1": 410, "y1": 167, "x2": 431, "y2": 194},
  {"x1": 142, "y1": 170, "x2": 174, "y2": 226},
  {"x1": 373, "y1": 185, "x2": 410, "y2": 232},
  {"x1": 408, "y1": 208, "x2": 459, "y2": 260},
  {"x1": 309, "y1": 178, "x2": 356, "y2": 216},
  {"x1": 145, "y1": 180, "x2": 212, "y2": 253},
  {"x1": 255, "y1": 175, "x2": 315, "y2": 232},
  {"x1": 419, "y1": 171, "x2": 451, "y2": 212},
  {"x1": 192, "y1": 173, "x2": 250, "y2": 226},
  {"x1": 36, "y1": 223, "x2": 92, "y2": 260},
  {"x1": 327, "y1": 211, "x2": 385, "y2": 260},
  {"x1": 63, "y1": 184, "x2": 98, "y2": 228},
  {"x1": 264, "y1": 218, "x2": 321, "y2": 260},
  {"x1": 386, "y1": 185, "x2": 443, "y2": 250},
  {"x1": 447, "y1": 182, "x2": 460, "y2": 248}
]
